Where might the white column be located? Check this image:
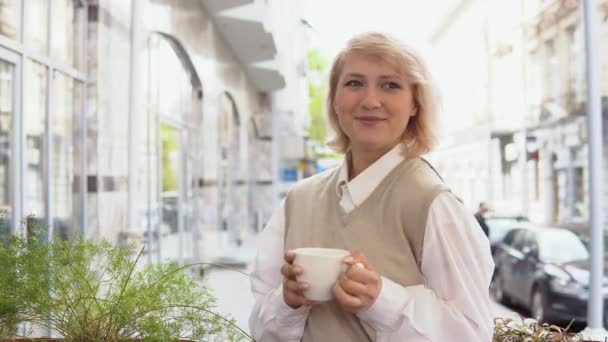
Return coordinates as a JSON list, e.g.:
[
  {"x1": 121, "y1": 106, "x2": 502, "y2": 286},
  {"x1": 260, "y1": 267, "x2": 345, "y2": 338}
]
[{"x1": 128, "y1": 0, "x2": 141, "y2": 234}]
